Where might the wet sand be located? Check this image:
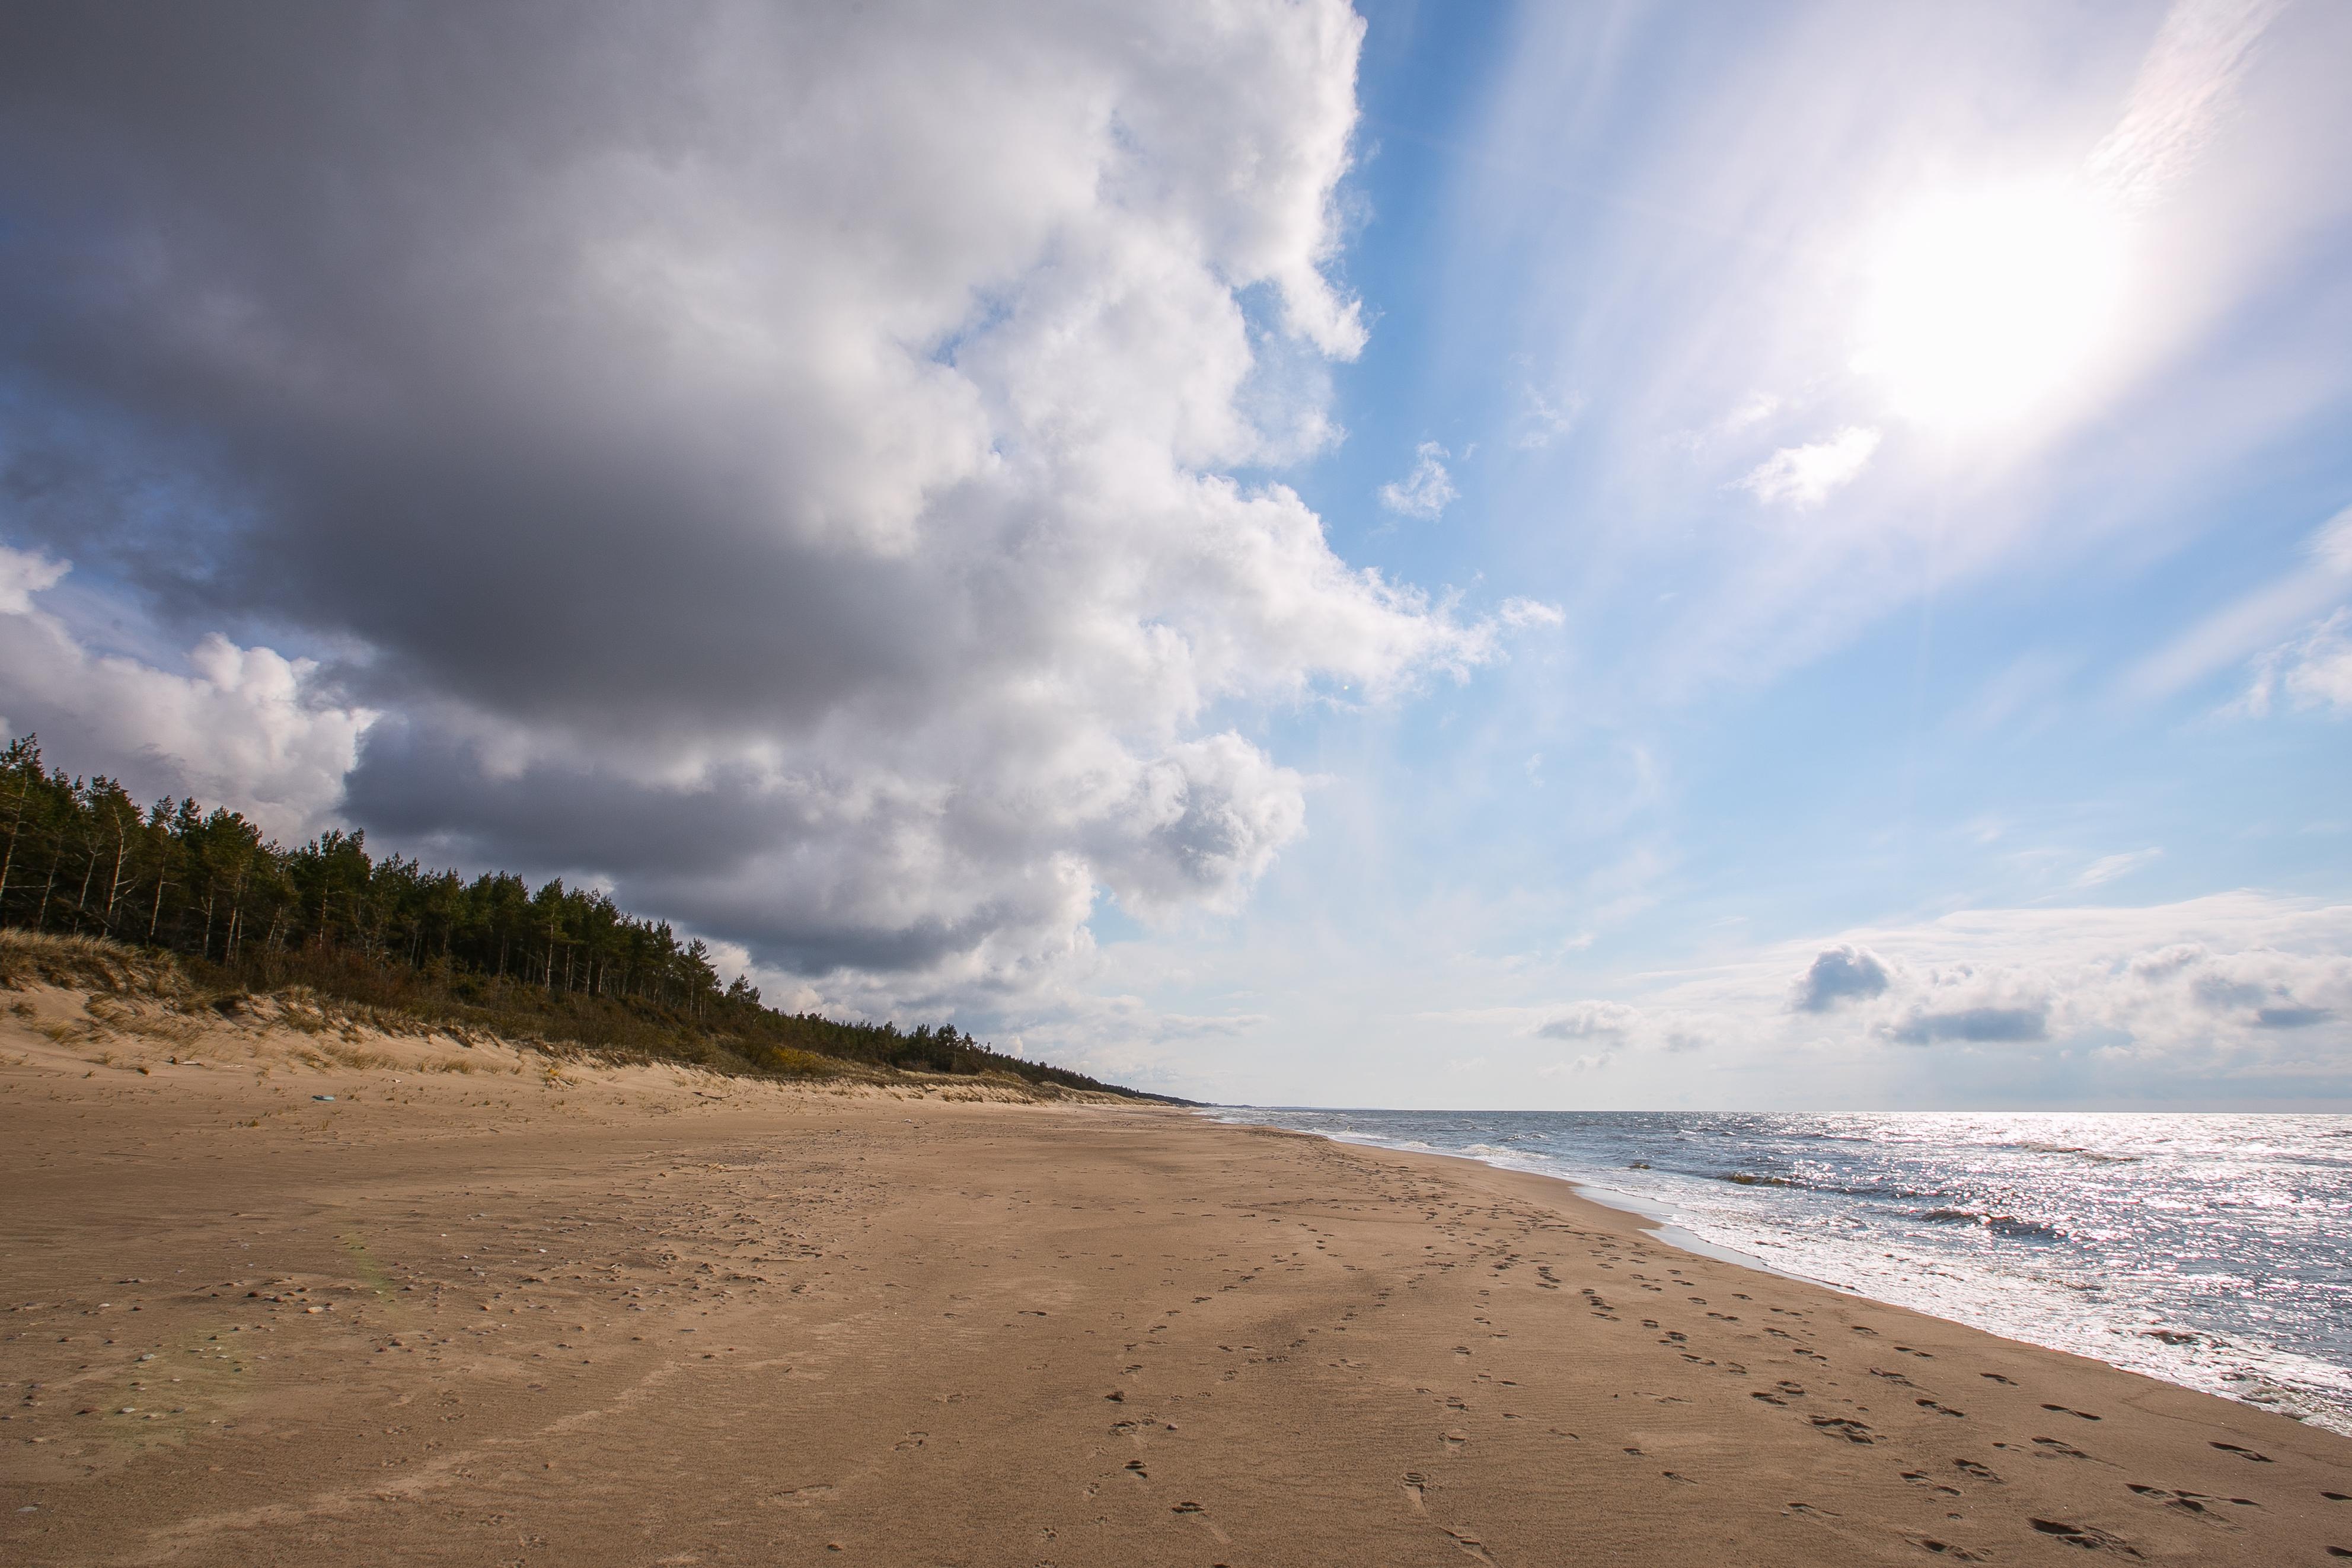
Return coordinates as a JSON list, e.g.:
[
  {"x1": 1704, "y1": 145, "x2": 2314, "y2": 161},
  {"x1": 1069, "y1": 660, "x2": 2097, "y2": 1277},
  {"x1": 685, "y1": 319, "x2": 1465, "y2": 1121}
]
[{"x1": 4, "y1": 989, "x2": 2349, "y2": 1566}]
